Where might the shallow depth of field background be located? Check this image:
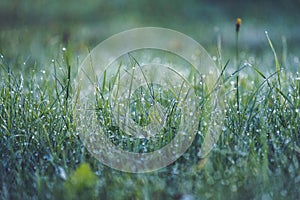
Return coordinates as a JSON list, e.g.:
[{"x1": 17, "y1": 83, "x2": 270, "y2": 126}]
[{"x1": 1, "y1": 0, "x2": 300, "y2": 67}]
